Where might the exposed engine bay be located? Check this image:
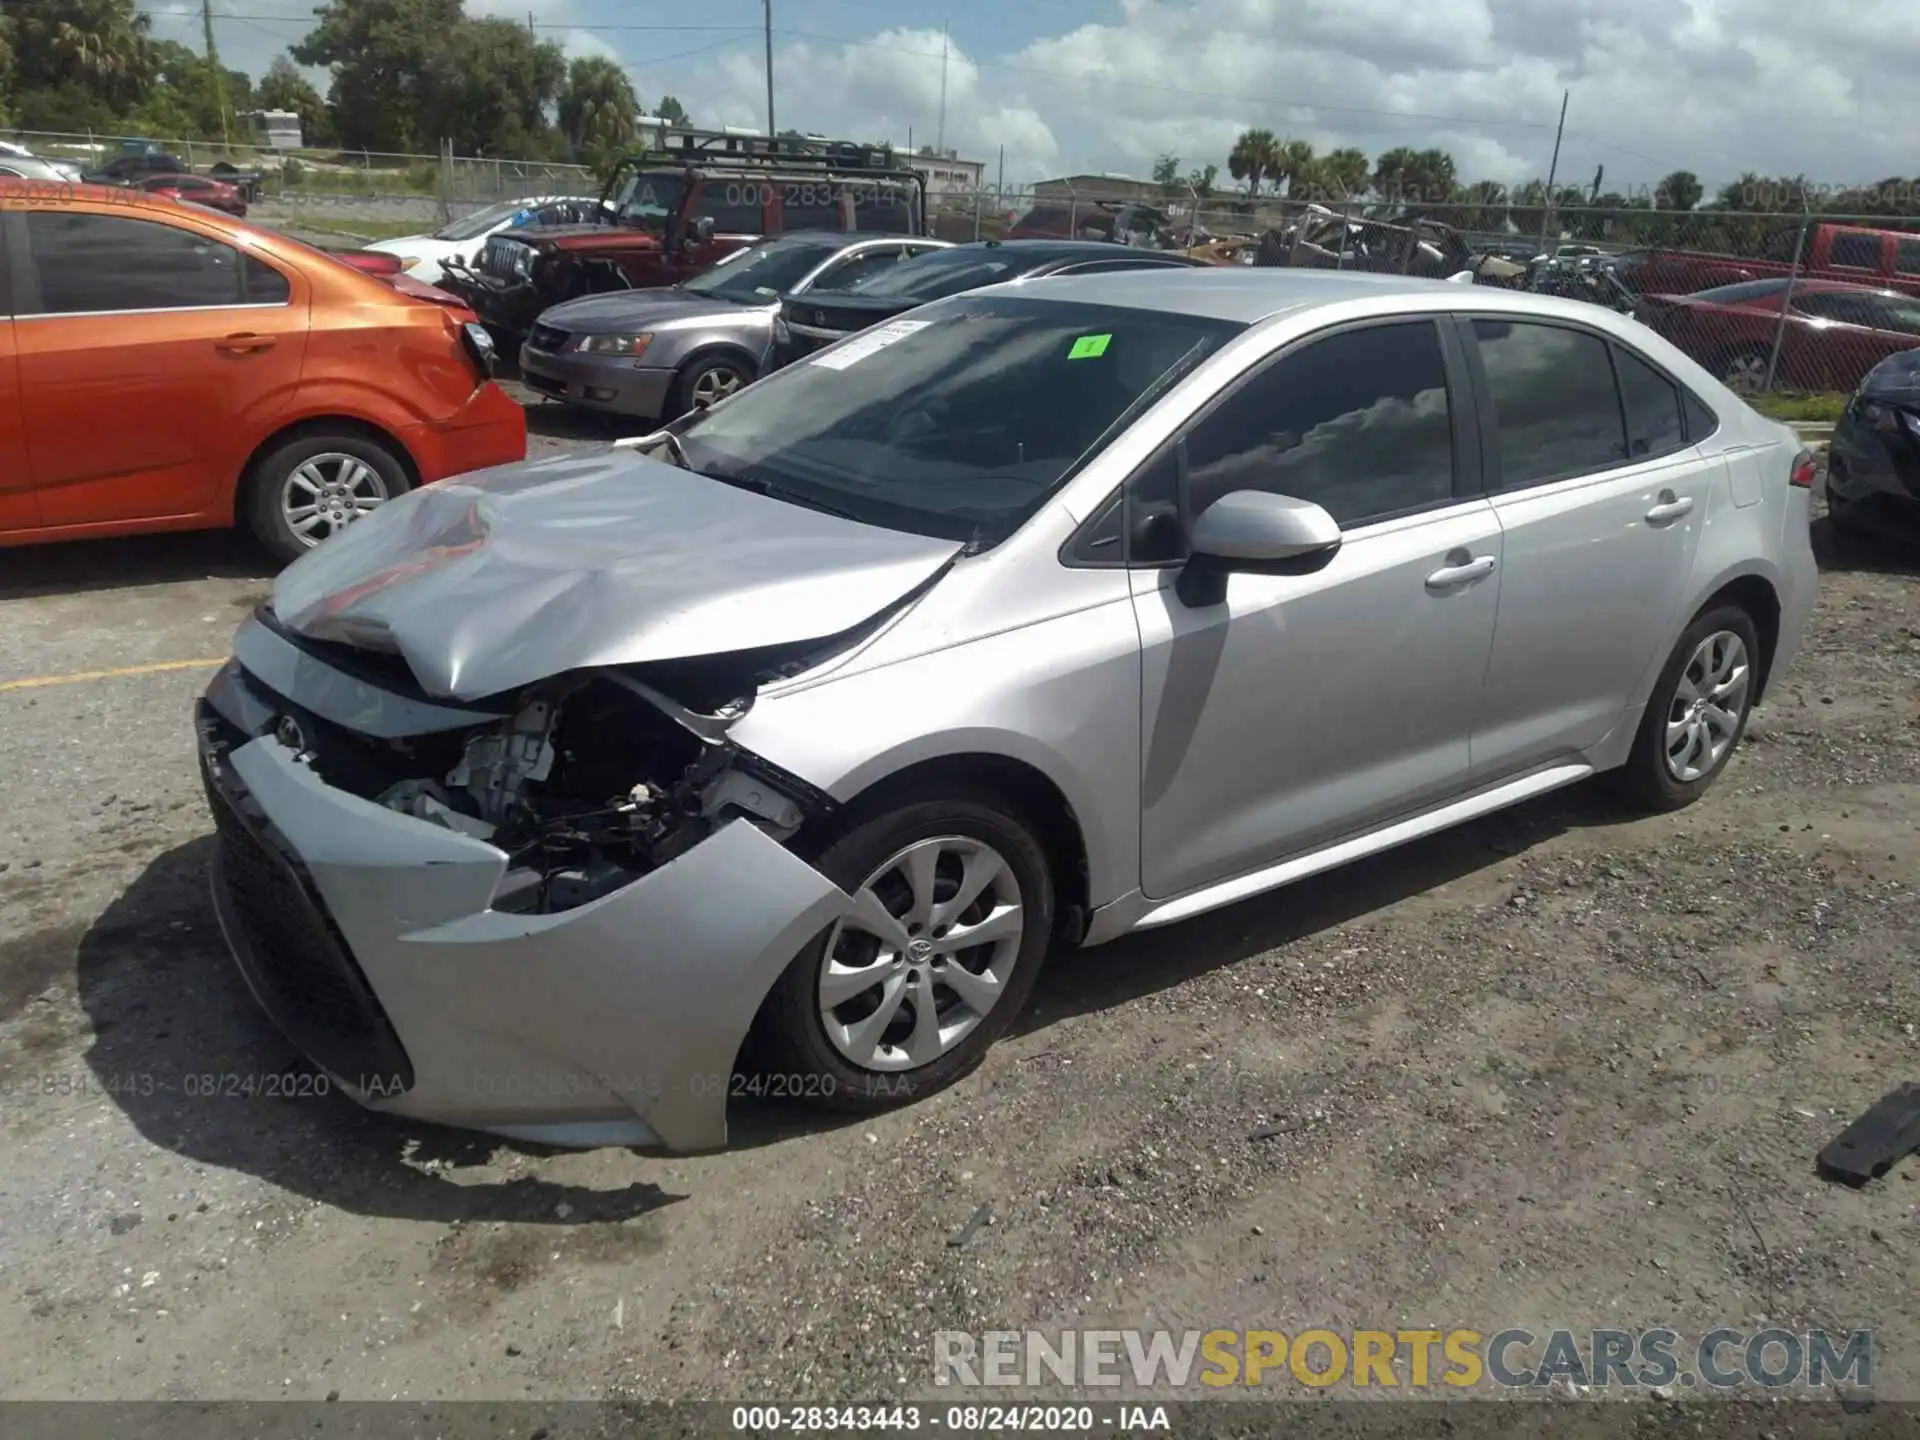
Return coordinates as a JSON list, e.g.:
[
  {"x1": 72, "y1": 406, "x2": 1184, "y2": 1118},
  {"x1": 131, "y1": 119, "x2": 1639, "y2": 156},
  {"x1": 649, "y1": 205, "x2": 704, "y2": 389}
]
[{"x1": 284, "y1": 666, "x2": 831, "y2": 916}]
